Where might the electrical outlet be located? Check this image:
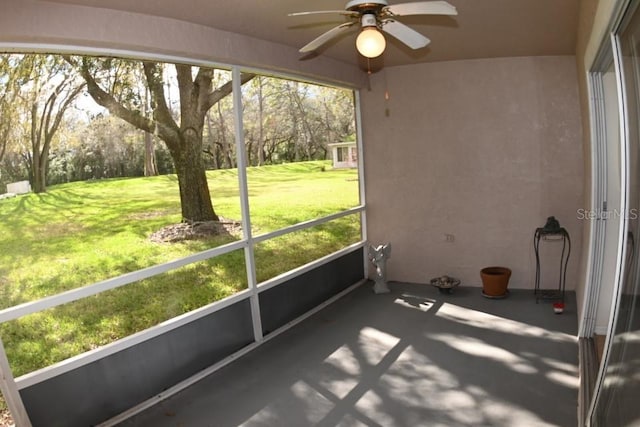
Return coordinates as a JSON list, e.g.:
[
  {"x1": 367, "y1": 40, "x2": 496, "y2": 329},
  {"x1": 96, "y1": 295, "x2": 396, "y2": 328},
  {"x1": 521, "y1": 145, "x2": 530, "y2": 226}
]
[{"x1": 445, "y1": 234, "x2": 455, "y2": 242}]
